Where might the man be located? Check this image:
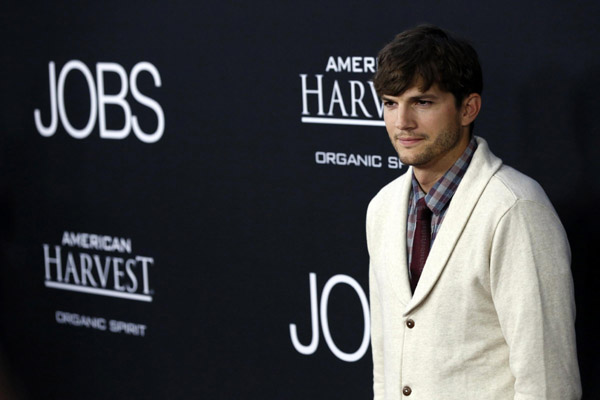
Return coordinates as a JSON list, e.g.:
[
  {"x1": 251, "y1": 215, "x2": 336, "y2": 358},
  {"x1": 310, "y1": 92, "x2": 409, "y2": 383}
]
[{"x1": 366, "y1": 25, "x2": 581, "y2": 399}]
